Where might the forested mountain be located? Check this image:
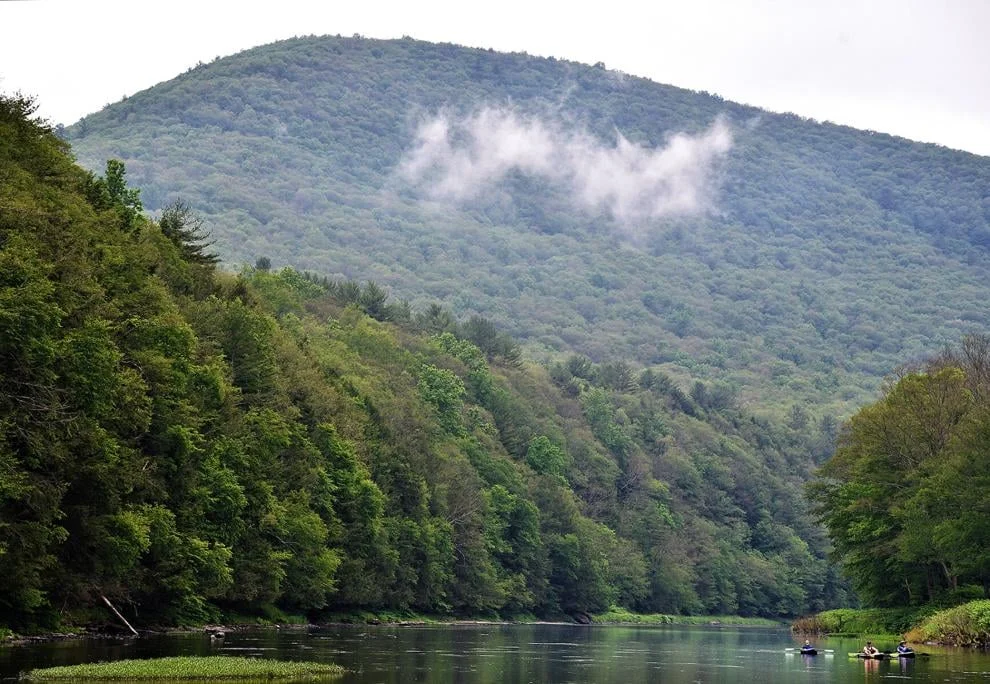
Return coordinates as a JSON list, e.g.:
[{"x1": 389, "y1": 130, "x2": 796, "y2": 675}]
[
  {"x1": 64, "y1": 35, "x2": 990, "y2": 419},
  {"x1": 0, "y1": 94, "x2": 846, "y2": 630}
]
